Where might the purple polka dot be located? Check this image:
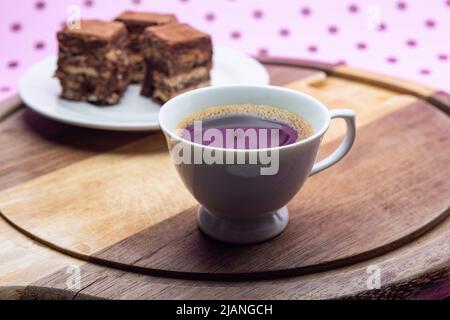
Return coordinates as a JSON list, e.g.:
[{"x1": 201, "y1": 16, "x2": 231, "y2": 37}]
[
  {"x1": 258, "y1": 48, "x2": 269, "y2": 57},
  {"x1": 356, "y1": 42, "x2": 367, "y2": 50},
  {"x1": 396, "y1": 1, "x2": 407, "y2": 10},
  {"x1": 10, "y1": 22, "x2": 22, "y2": 32},
  {"x1": 447, "y1": 0, "x2": 450, "y2": 6},
  {"x1": 7, "y1": 61, "x2": 19, "y2": 69},
  {"x1": 386, "y1": 56, "x2": 398, "y2": 64},
  {"x1": 34, "y1": 41, "x2": 45, "y2": 50},
  {"x1": 253, "y1": 9, "x2": 263, "y2": 19},
  {"x1": 179, "y1": 0, "x2": 189, "y2": 3},
  {"x1": 0, "y1": 86, "x2": 10, "y2": 93},
  {"x1": 279, "y1": 28, "x2": 290, "y2": 37},
  {"x1": 84, "y1": 0, "x2": 93, "y2": 7},
  {"x1": 377, "y1": 22, "x2": 387, "y2": 32},
  {"x1": 406, "y1": 39, "x2": 417, "y2": 47},
  {"x1": 230, "y1": 31, "x2": 241, "y2": 39},
  {"x1": 300, "y1": 7, "x2": 311, "y2": 16},
  {"x1": 438, "y1": 53, "x2": 448, "y2": 61},
  {"x1": 132, "y1": 0, "x2": 141, "y2": 4},
  {"x1": 35, "y1": 1, "x2": 45, "y2": 9},
  {"x1": 425, "y1": 19, "x2": 436, "y2": 28},
  {"x1": 205, "y1": 12, "x2": 215, "y2": 22},
  {"x1": 308, "y1": 45, "x2": 318, "y2": 53},
  {"x1": 348, "y1": 4, "x2": 359, "y2": 13},
  {"x1": 419, "y1": 68, "x2": 430, "y2": 75},
  {"x1": 328, "y1": 25, "x2": 338, "y2": 34}
]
